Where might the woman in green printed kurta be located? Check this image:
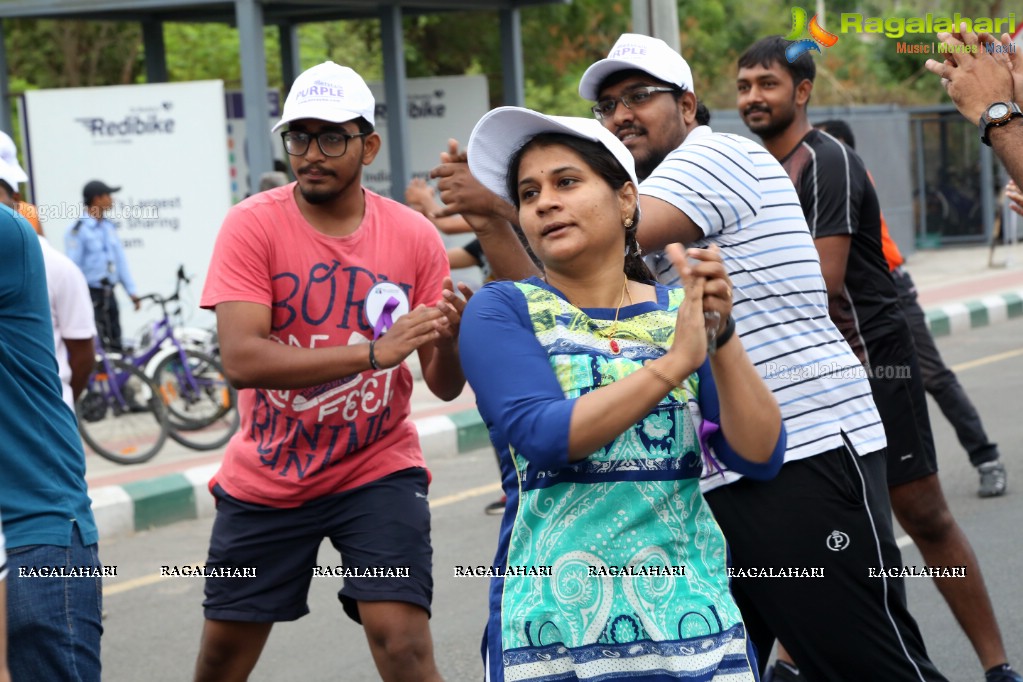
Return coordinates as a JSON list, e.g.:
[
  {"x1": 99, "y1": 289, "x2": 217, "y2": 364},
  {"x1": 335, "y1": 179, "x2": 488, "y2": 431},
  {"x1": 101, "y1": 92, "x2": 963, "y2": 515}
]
[{"x1": 459, "y1": 108, "x2": 786, "y2": 681}]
